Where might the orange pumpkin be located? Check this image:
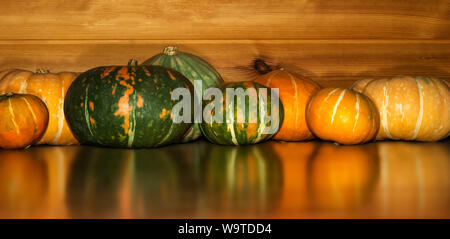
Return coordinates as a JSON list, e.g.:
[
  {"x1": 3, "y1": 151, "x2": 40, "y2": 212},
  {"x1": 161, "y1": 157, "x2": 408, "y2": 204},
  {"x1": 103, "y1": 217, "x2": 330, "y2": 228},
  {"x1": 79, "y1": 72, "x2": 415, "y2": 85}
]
[
  {"x1": 255, "y1": 69, "x2": 320, "y2": 141},
  {"x1": 0, "y1": 92, "x2": 49, "y2": 149},
  {"x1": 351, "y1": 76, "x2": 450, "y2": 141},
  {"x1": 0, "y1": 69, "x2": 80, "y2": 145},
  {"x1": 306, "y1": 88, "x2": 380, "y2": 145}
]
